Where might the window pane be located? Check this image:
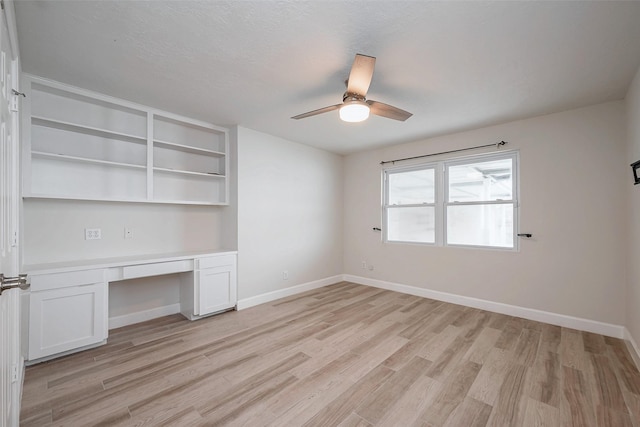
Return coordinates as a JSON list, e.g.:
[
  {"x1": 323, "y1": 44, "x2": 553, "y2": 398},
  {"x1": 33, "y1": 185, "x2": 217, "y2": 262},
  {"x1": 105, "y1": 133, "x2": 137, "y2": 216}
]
[
  {"x1": 388, "y1": 168, "x2": 435, "y2": 205},
  {"x1": 448, "y1": 158, "x2": 512, "y2": 202},
  {"x1": 387, "y1": 206, "x2": 435, "y2": 243},
  {"x1": 447, "y1": 204, "x2": 513, "y2": 248}
]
